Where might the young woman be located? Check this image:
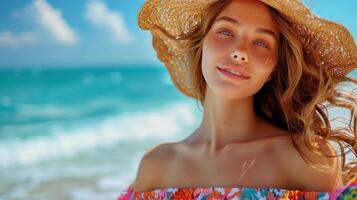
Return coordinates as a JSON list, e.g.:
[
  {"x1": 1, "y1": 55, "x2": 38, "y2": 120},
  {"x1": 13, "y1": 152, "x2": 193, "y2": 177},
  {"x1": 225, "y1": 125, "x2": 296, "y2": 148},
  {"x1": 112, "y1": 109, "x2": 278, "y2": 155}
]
[{"x1": 118, "y1": 0, "x2": 357, "y2": 199}]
